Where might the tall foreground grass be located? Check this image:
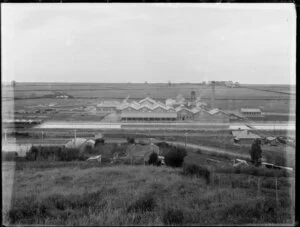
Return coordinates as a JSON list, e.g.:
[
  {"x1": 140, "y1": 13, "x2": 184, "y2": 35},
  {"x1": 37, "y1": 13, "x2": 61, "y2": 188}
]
[{"x1": 2, "y1": 162, "x2": 294, "y2": 225}]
